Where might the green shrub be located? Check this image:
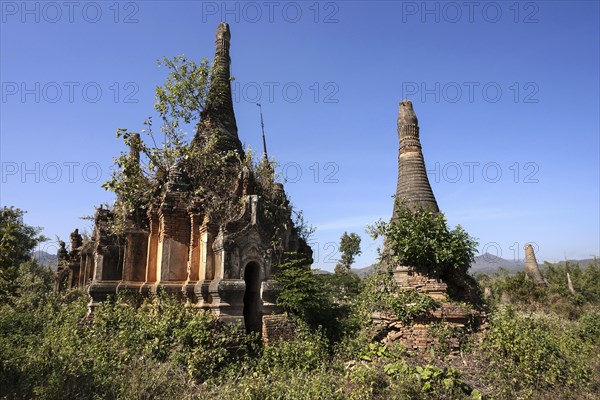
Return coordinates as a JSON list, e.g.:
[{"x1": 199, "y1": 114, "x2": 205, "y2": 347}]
[
  {"x1": 484, "y1": 306, "x2": 590, "y2": 391},
  {"x1": 578, "y1": 310, "x2": 600, "y2": 345},
  {"x1": 274, "y1": 254, "x2": 358, "y2": 345},
  {"x1": 478, "y1": 260, "x2": 600, "y2": 319},
  {"x1": 0, "y1": 279, "x2": 257, "y2": 399},
  {"x1": 201, "y1": 368, "x2": 344, "y2": 400},
  {"x1": 256, "y1": 319, "x2": 329, "y2": 374},
  {"x1": 428, "y1": 321, "x2": 470, "y2": 355},
  {"x1": 85, "y1": 293, "x2": 256, "y2": 384},
  {"x1": 367, "y1": 204, "x2": 478, "y2": 277}
]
